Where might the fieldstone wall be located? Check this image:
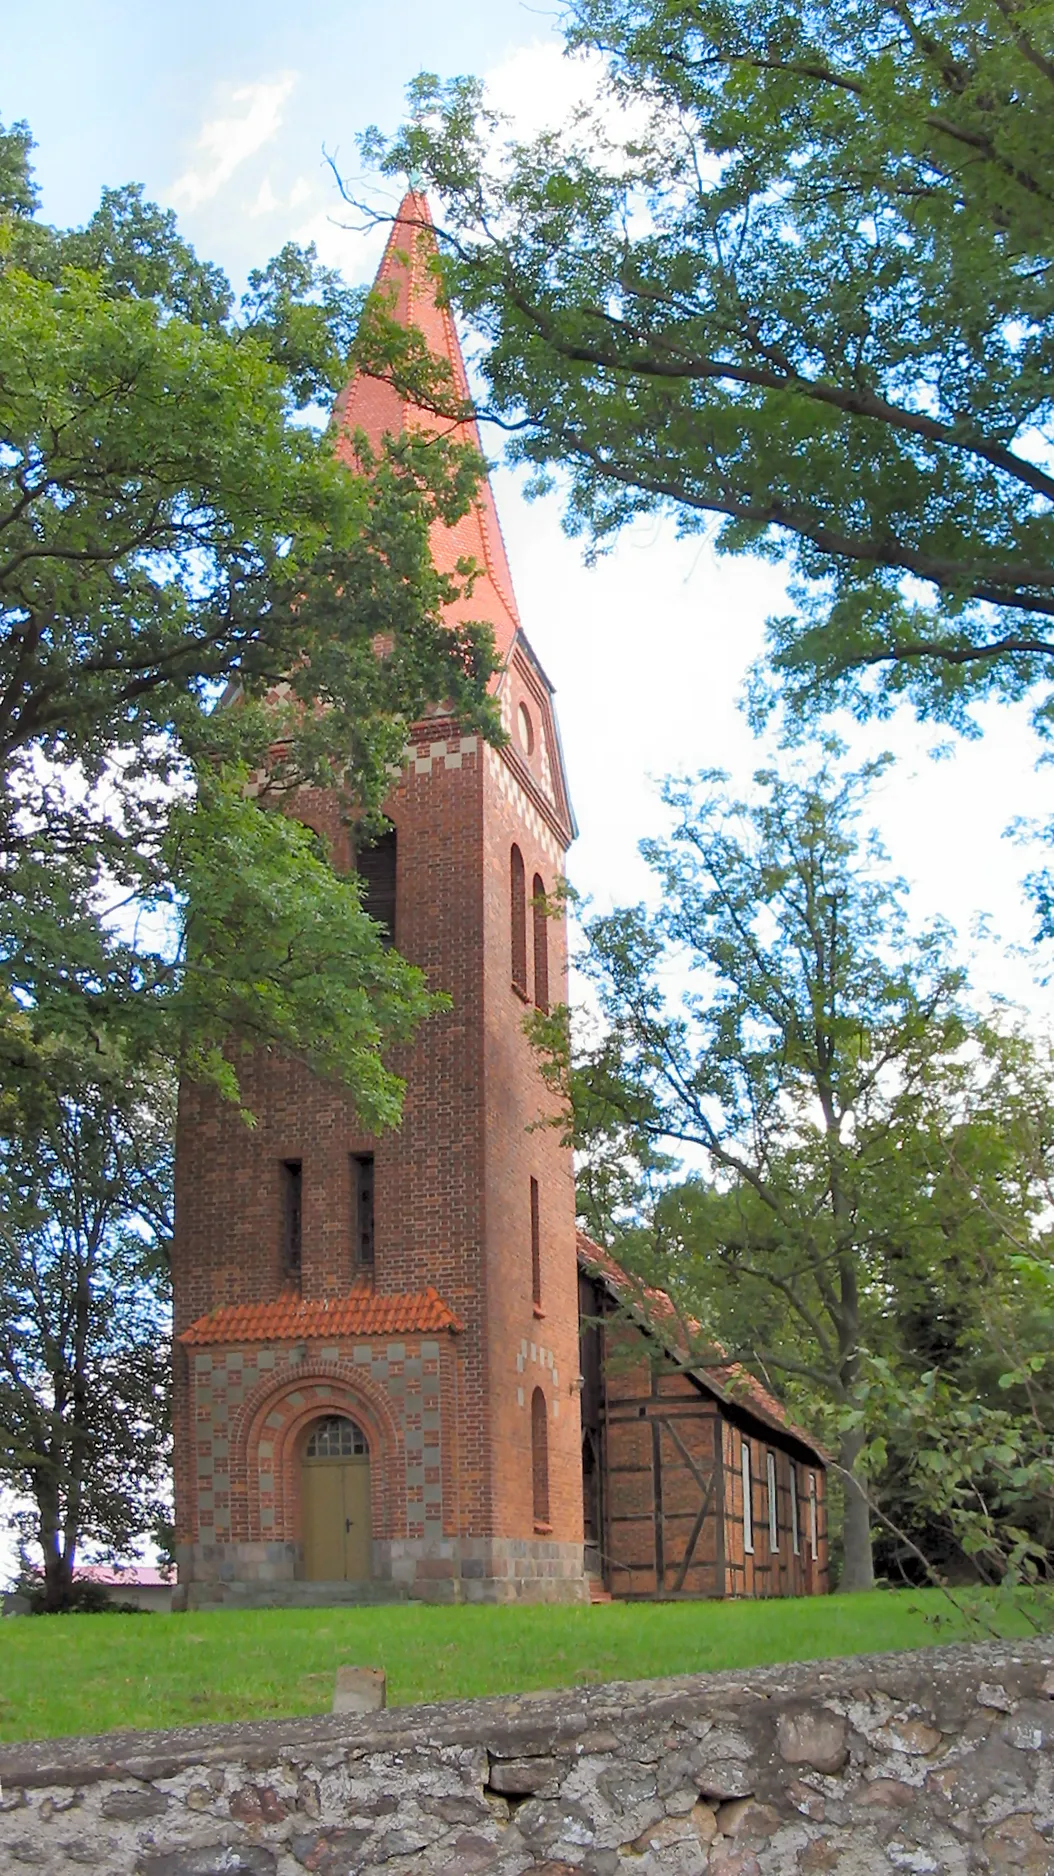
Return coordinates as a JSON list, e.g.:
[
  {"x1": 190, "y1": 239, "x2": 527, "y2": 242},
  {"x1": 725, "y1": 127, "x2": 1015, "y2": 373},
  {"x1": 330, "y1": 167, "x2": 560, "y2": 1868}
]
[{"x1": 2, "y1": 1638, "x2": 1053, "y2": 1874}]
